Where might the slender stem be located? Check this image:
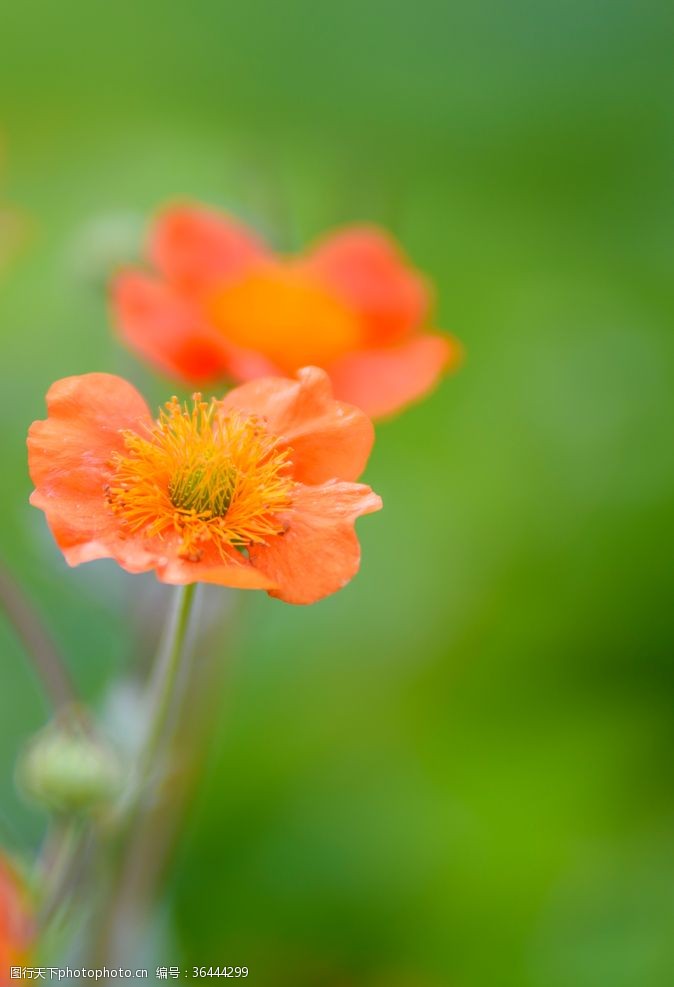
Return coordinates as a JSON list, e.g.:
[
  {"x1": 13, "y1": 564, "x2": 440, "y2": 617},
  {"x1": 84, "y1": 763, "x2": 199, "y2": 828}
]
[
  {"x1": 37, "y1": 818, "x2": 86, "y2": 929},
  {"x1": 0, "y1": 559, "x2": 77, "y2": 711},
  {"x1": 108, "y1": 588, "x2": 237, "y2": 911},
  {"x1": 138, "y1": 583, "x2": 197, "y2": 794},
  {"x1": 93, "y1": 582, "x2": 198, "y2": 967}
]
